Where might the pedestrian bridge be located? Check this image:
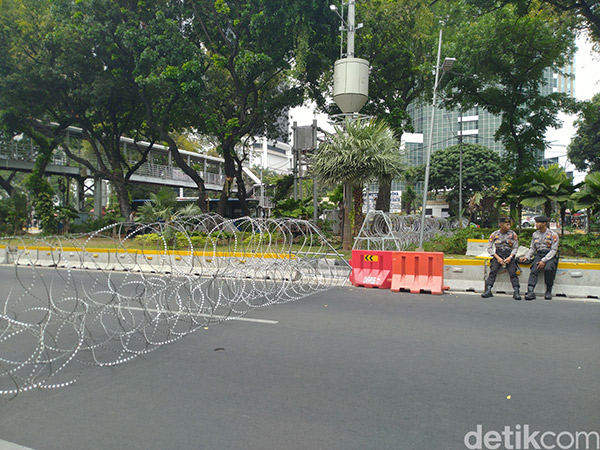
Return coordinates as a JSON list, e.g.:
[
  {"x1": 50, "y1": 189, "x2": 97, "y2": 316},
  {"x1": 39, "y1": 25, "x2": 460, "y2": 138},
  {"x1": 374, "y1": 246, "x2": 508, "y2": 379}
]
[{"x1": 0, "y1": 126, "x2": 260, "y2": 192}]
